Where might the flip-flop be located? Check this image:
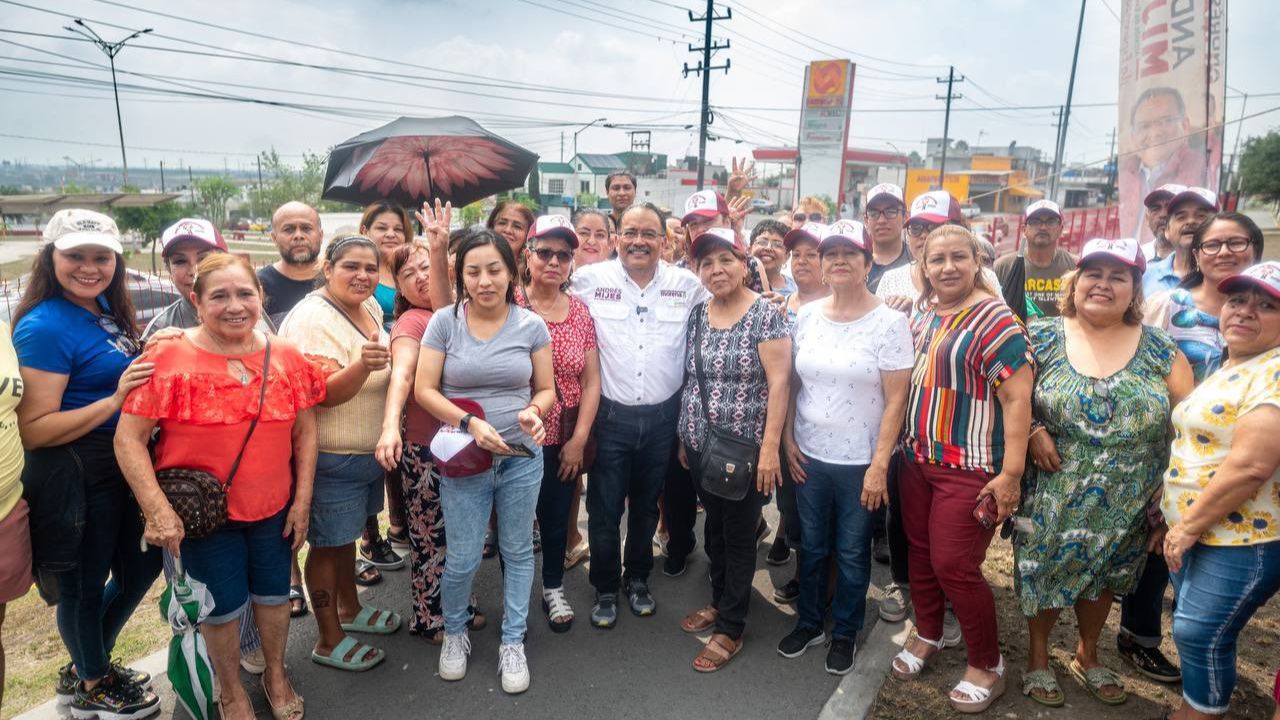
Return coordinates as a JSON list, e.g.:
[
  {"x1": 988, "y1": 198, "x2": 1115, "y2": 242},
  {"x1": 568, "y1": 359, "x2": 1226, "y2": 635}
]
[
  {"x1": 1022, "y1": 669, "x2": 1066, "y2": 707},
  {"x1": 1069, "y1": 658, "x2": 1128, "y2": 705},
  {"x1": 564, "y1": 541, "x2": 590, "y2": 570},
  {"x1": 341, "y1": 606, "x2": 402, "y2": 635},
  {"x1": 681, "y1": 606, "x2": 718, "y2": 634},
  {"x1": 288, "y1": 585, "x2": 309, "y2": 618},
  {"x1": 354, "y1": 558, "x2": 382, "y2": 587},
  {"x1": 310, "y1": 636, "x2": 384, "y2": 672},
  {"x1": 693, "y1": 634, "x2": 742, "y2": 673}
]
